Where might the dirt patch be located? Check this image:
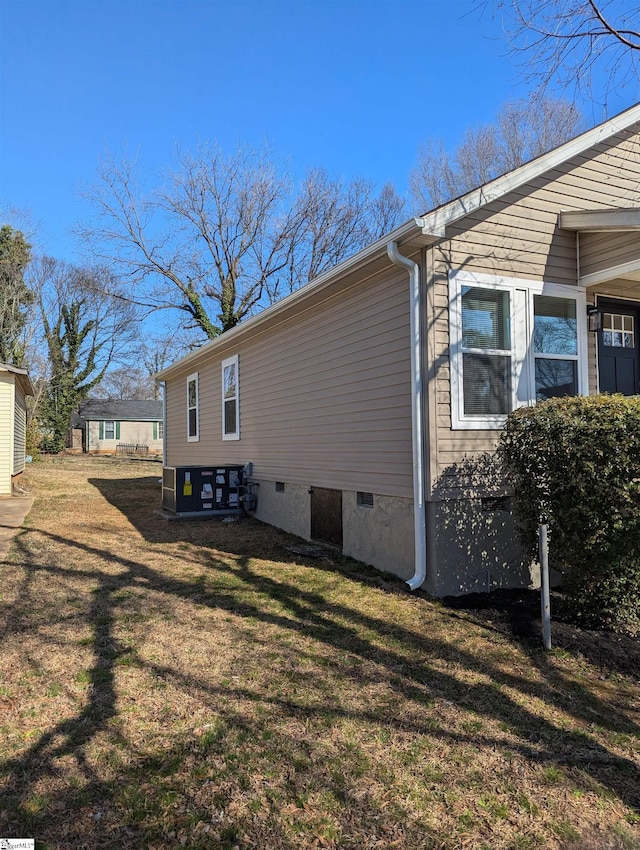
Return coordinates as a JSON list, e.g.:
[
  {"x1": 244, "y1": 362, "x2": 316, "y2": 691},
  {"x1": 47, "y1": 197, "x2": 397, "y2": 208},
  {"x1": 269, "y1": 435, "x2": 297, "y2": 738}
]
[{"x1": 443, "y1": 589, "x2": 640, "y2": 681}]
